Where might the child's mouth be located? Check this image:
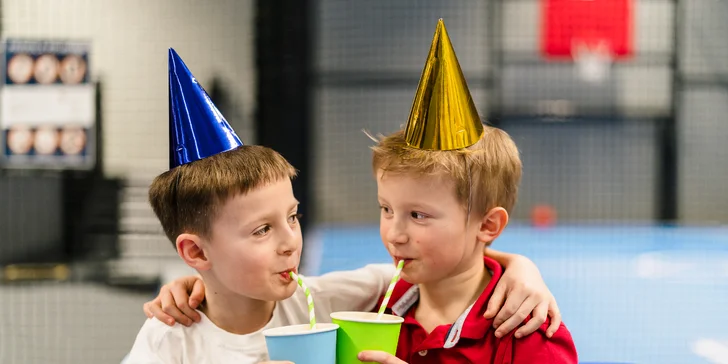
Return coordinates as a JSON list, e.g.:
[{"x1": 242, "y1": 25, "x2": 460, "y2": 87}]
[{"x1": 277, "y1": 267, "x2": 297, "y2": 282}]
